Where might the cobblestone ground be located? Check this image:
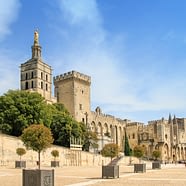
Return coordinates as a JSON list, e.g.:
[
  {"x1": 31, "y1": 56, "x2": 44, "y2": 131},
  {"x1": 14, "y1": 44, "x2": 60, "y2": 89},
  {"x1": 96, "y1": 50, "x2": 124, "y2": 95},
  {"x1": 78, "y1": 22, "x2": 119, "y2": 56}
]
[{"x1": 0, "y1": 163, "x2": 186, "y2": 186}]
